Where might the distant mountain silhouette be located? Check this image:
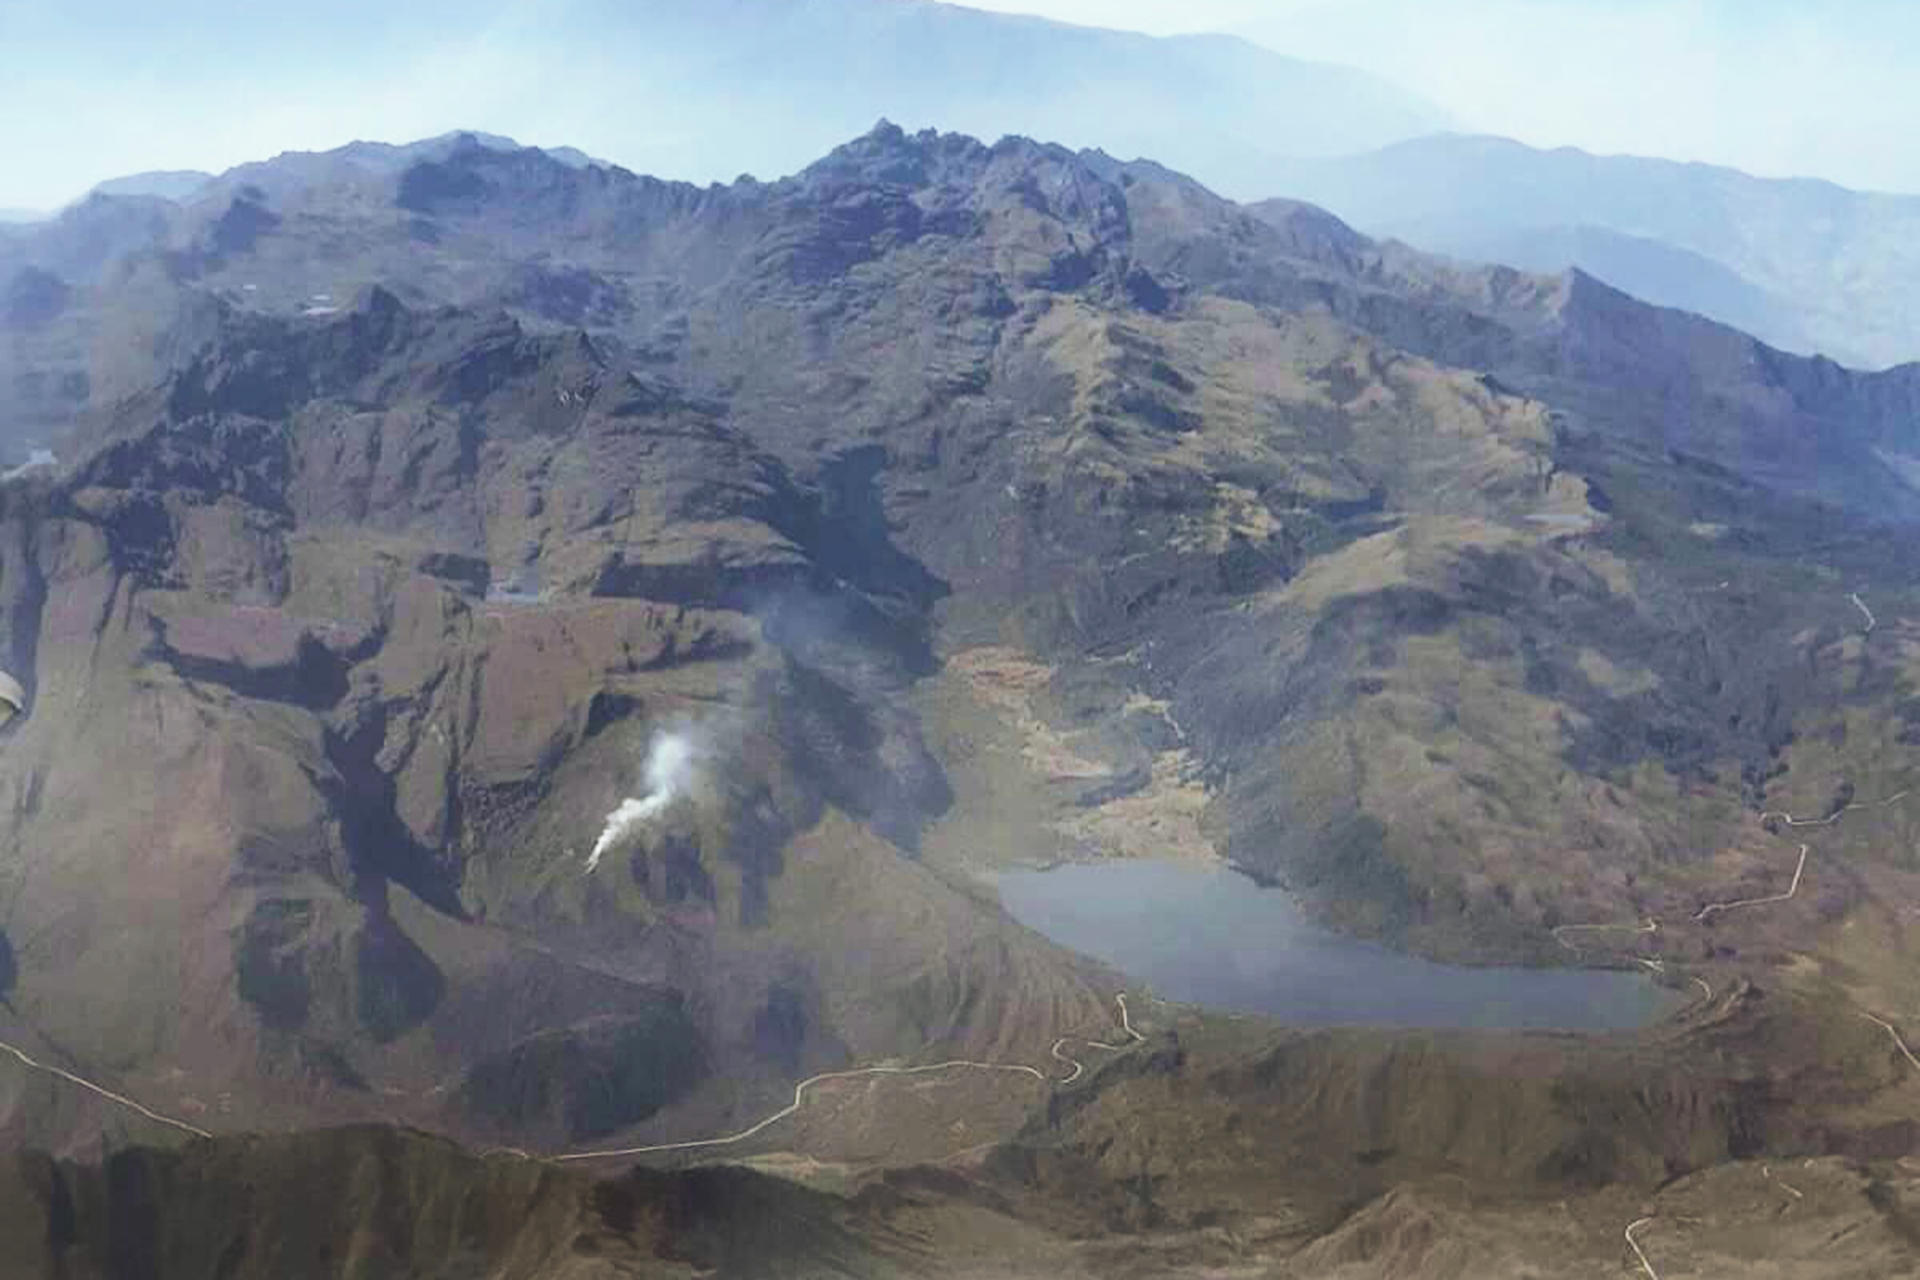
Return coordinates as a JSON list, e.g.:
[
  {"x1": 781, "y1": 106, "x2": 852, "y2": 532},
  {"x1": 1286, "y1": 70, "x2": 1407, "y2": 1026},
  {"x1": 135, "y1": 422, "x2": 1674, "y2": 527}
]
[
  {"x1": 1259, "y1": 132, "x2": 1920, "y2": 368},
  {"x1": 90, "y1": 169, "x2": 216, "y2": 202},
  {"x1": 16, "y1": 4, "x2": 1452, "y2": 244},
  {"x1": 384, "y1": 0, "x2": 1451, "y2": 195}
]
